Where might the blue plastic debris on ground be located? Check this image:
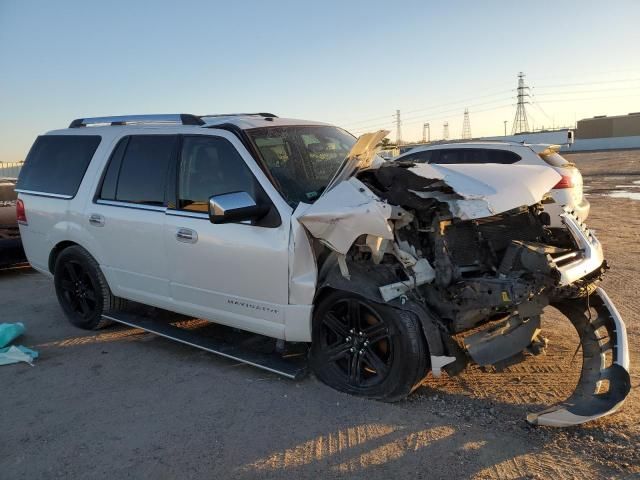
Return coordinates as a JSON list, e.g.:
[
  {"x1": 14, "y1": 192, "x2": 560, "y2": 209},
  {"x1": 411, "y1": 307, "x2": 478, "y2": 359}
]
[
  {"x1": 0, "y1": 322, "x2": 39, "y2": 365},
  {"x1": 0, "y1": 322, "x2": 25, "y2": 348}
]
